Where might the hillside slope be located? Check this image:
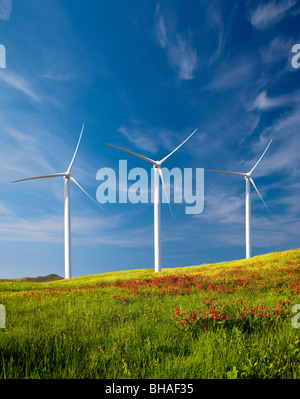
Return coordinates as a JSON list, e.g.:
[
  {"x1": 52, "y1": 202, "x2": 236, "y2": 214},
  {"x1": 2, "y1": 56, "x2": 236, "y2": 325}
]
[{"x1": 0, "y1": 248, "x2": 300, "y2": 379}]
